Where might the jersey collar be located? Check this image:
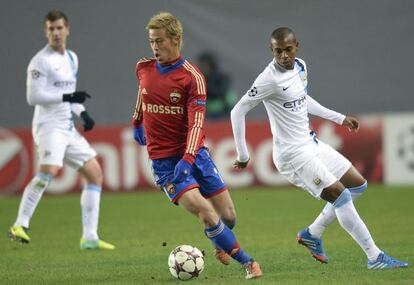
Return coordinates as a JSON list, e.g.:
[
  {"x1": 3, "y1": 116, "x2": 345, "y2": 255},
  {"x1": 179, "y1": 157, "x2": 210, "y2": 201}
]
[
  {"x1": 156, "y1": 57, "x2": 185, "y2": 74},
  {"x1": 294, "y1": 59, "x2": 305, "y2": 71}
]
